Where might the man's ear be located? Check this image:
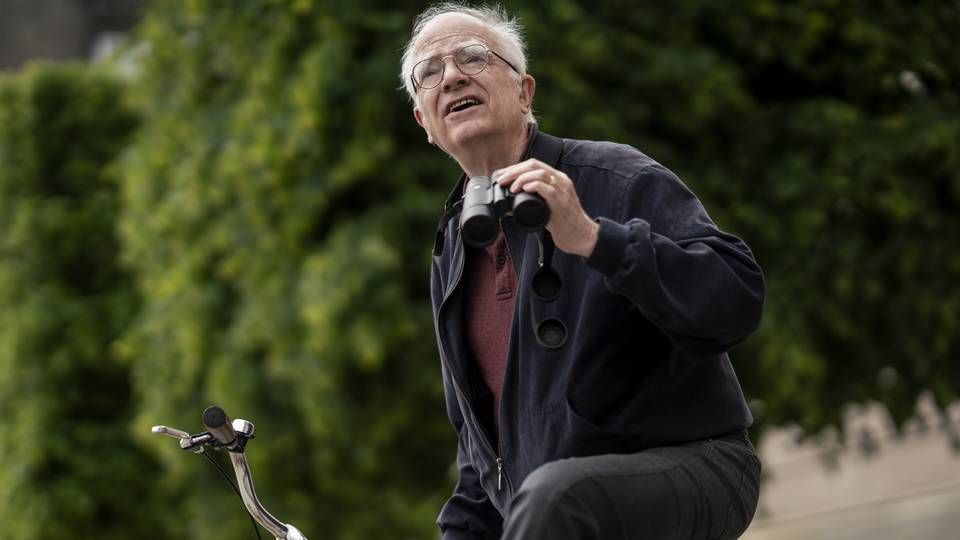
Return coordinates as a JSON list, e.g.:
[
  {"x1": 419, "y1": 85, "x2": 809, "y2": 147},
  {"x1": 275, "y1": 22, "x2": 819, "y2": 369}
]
[
  {"x1": 519, "y1": 74, "x2": 536, "y2": 114},
  {"x1": 413, "y1": 107, "x2": 433, "y2": 144},
  {"x1": 413, "y1": 106, "x2": 425, "y2": 128}
]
